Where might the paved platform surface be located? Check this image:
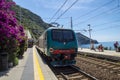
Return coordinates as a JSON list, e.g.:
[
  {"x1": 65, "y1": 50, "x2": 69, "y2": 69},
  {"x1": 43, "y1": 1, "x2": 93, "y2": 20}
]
[
  {"x1": 78, "y1": 48, "x2": 120, "y2": 61},
  {"x1": 0, "y1": 46, "x2": 58, "y2": 80}
]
